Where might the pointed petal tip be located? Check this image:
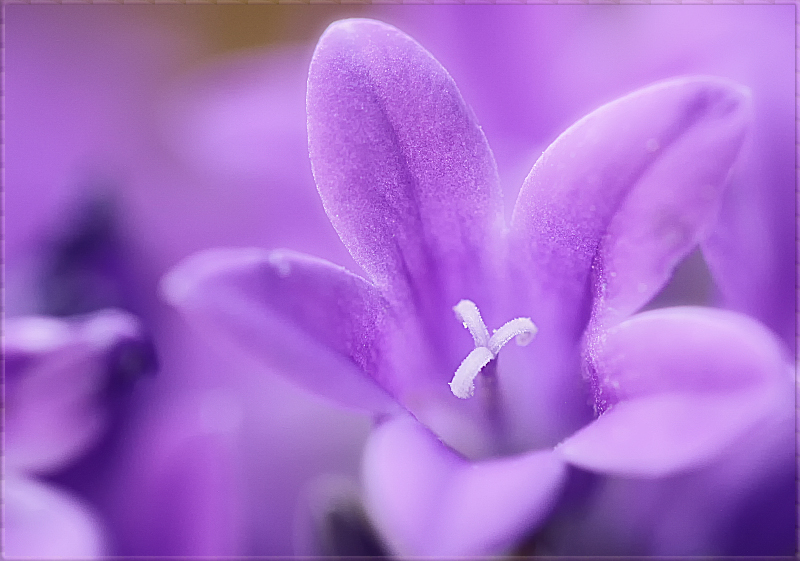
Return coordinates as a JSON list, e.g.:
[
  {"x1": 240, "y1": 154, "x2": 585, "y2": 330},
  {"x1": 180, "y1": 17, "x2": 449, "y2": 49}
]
[
  {"x1": 320, "y1": 18, "x2": 396, "y2": 40},
  {"x1": 313, "y1": 19, "x2": 399, "y2": 62},
  {"x1": 308, "y1": 17, "x2": 502, "y2": 304},
  {"x1": 160, "y1": 247, "x2": 270, "y2": 309},
  {"x1": 510, "y1": 73, "x2": 752, "y2": 333}
]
